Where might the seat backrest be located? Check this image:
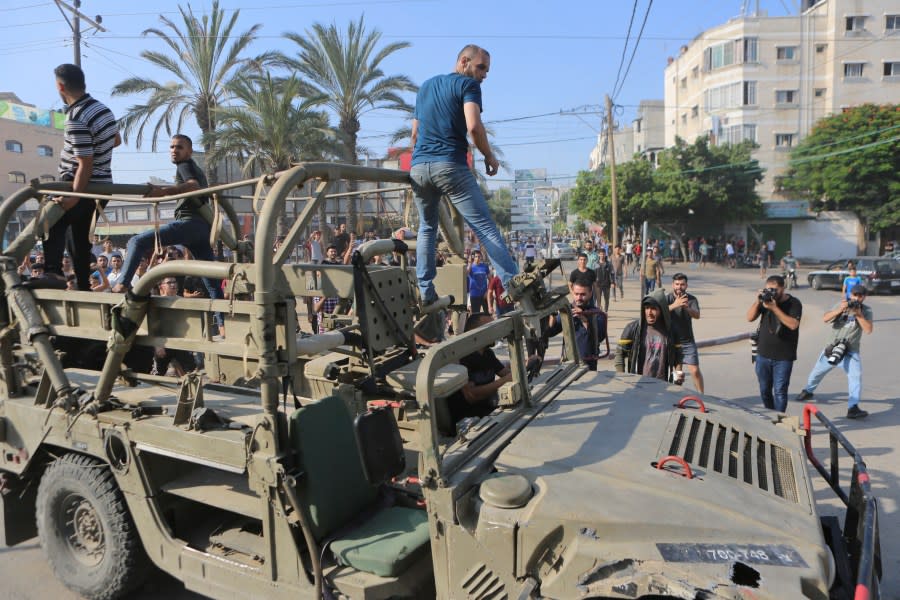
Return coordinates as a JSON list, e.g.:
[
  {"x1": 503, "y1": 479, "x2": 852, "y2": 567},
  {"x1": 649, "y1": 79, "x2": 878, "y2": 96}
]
[
  {"x1": 289, "y1": 396, "x2": 378, "y2": 541},
  {"x1": 354, "y1": 408, "x2": 405, "y2": 484}
]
